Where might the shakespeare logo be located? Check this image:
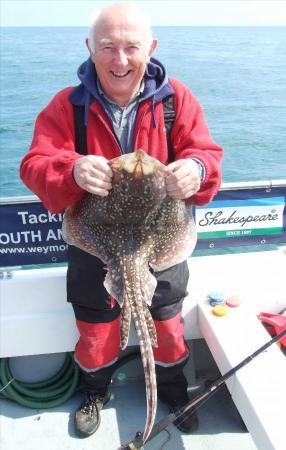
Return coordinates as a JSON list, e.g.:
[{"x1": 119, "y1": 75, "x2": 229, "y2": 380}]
[{"x1": 195, "y1": 197, "x2": 285, "y2": 239}]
